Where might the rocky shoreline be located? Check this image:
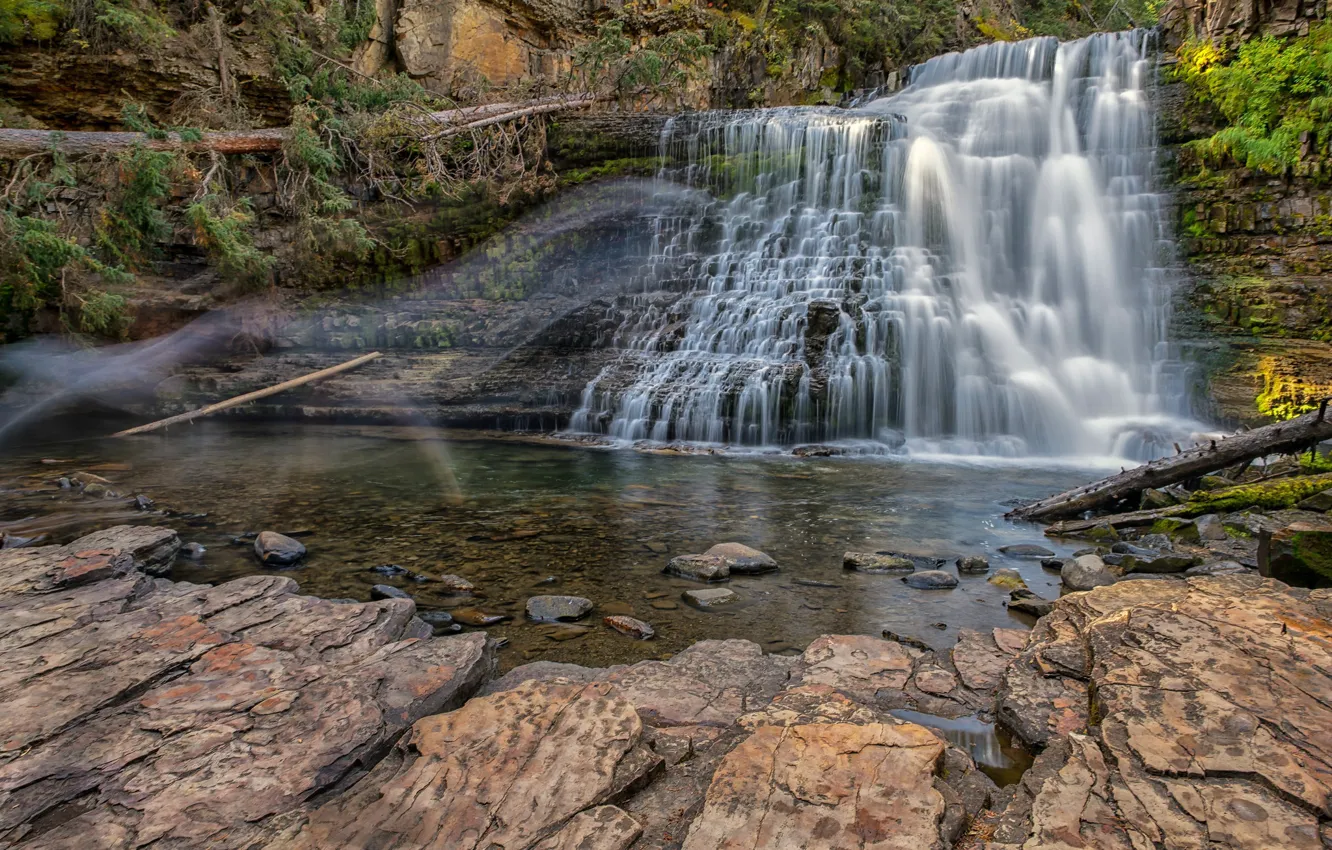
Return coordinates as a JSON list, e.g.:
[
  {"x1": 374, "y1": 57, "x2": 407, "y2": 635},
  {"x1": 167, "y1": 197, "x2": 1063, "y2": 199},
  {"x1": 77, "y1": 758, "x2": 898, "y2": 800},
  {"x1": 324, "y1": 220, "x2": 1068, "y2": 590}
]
[{"x1": 2, "y1": 512, "x2": 1330, "y2": 849}]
